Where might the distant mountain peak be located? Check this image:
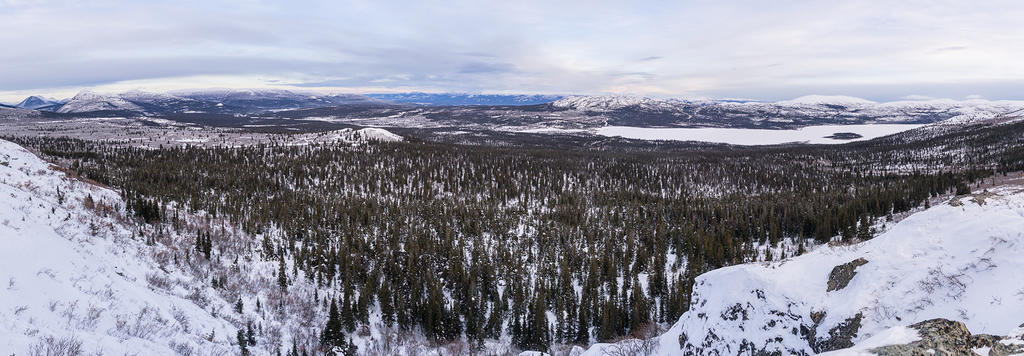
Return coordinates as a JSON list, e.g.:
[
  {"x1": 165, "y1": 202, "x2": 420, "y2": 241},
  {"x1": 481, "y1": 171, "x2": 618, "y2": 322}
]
[
  {"x1": 56, "y1": 90, "x2": 144, "y2": 114},
  {"x1": 777, "y1": 95, "x2": 877, "y2": 106},
  {"x1": 15, "y1": 95, "x2": 64, "y2": 110}
]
